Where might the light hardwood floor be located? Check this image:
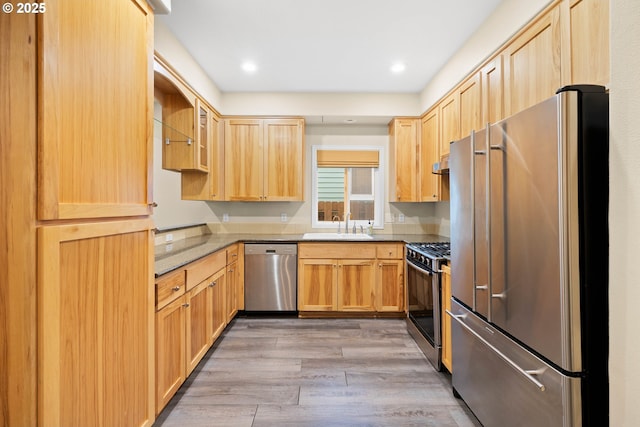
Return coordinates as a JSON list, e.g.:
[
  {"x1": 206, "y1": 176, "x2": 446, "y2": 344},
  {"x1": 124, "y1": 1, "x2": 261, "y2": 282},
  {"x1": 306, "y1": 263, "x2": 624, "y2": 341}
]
[{"x1": 154, "y1": 317, "x2": 481, "y2": 427}]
